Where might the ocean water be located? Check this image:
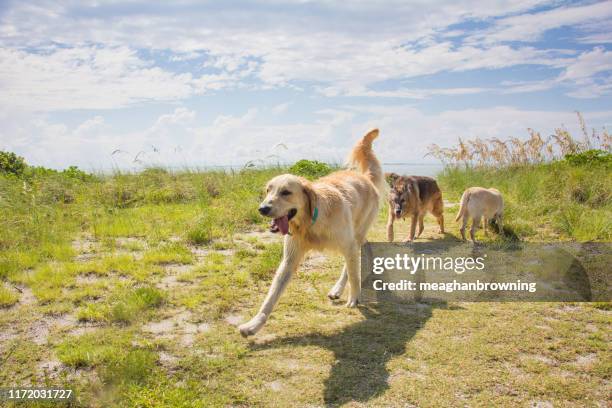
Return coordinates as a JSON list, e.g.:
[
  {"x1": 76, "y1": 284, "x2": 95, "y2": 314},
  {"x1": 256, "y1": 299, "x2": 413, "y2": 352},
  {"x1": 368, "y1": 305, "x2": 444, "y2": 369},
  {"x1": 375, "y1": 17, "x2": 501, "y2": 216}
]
[{"x1": 93, "y1": 162, "x2": 446, "y2": 177}]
